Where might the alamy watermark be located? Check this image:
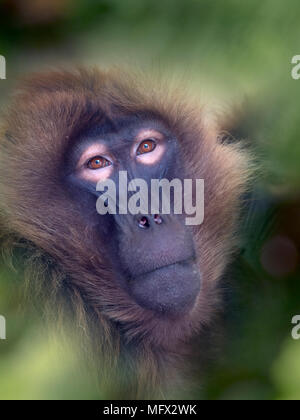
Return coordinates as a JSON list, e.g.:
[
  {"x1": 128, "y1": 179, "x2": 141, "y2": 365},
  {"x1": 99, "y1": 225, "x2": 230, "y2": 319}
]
[
  {"x1": 291, "y1": 315, "x2": 300, "y2": 340},
  {"x1": 0, "y1": 55, "x2": 6, "y2": 80},
  {"x1": 291, "y1": 55, "x2": 300, "y2": 80},
  {"x1": 95, "y1": 171, "x2": 205, "y2": 226},
  {"x1": 0, "y1": 315, "x2": 6, "y2": 340},
  {"x1": 0, "y1": 57, "x2": 7, "y2": 339}
]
